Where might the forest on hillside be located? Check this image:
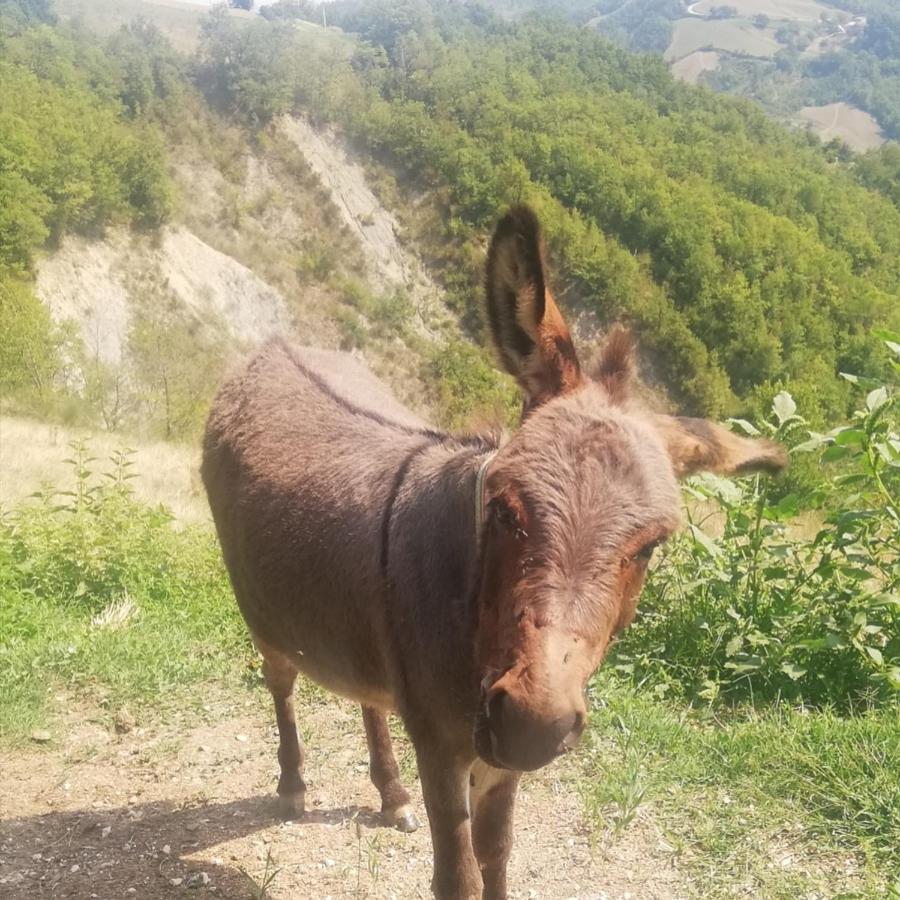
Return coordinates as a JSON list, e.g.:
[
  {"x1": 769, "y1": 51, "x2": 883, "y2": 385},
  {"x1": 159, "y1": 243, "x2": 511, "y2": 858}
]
[{"x1": 1, "y1": 0, "x2": 899, "y2": 432}]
